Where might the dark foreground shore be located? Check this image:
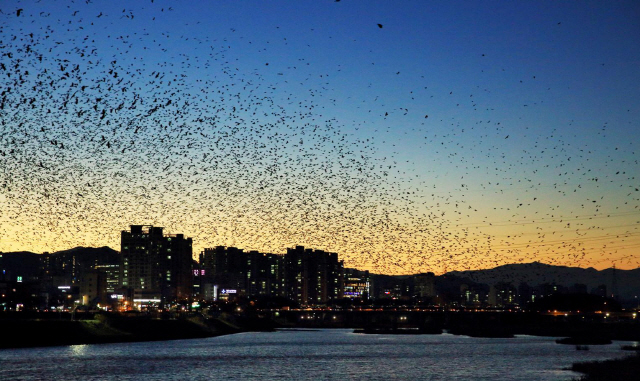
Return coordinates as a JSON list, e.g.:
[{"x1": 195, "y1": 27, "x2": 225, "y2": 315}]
[
  {"x1": 571, "y1": 352, "x2": 640, "y2": 380},
  {"x1": 4, "y1": 310, "x2": 640, "y2": 350},
  {"x1": 279, "y1": 310, "x2": 640, "y2": 342},
  {"x1": 0, "y1": 314, "x2": 258, "y2": 349}
]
